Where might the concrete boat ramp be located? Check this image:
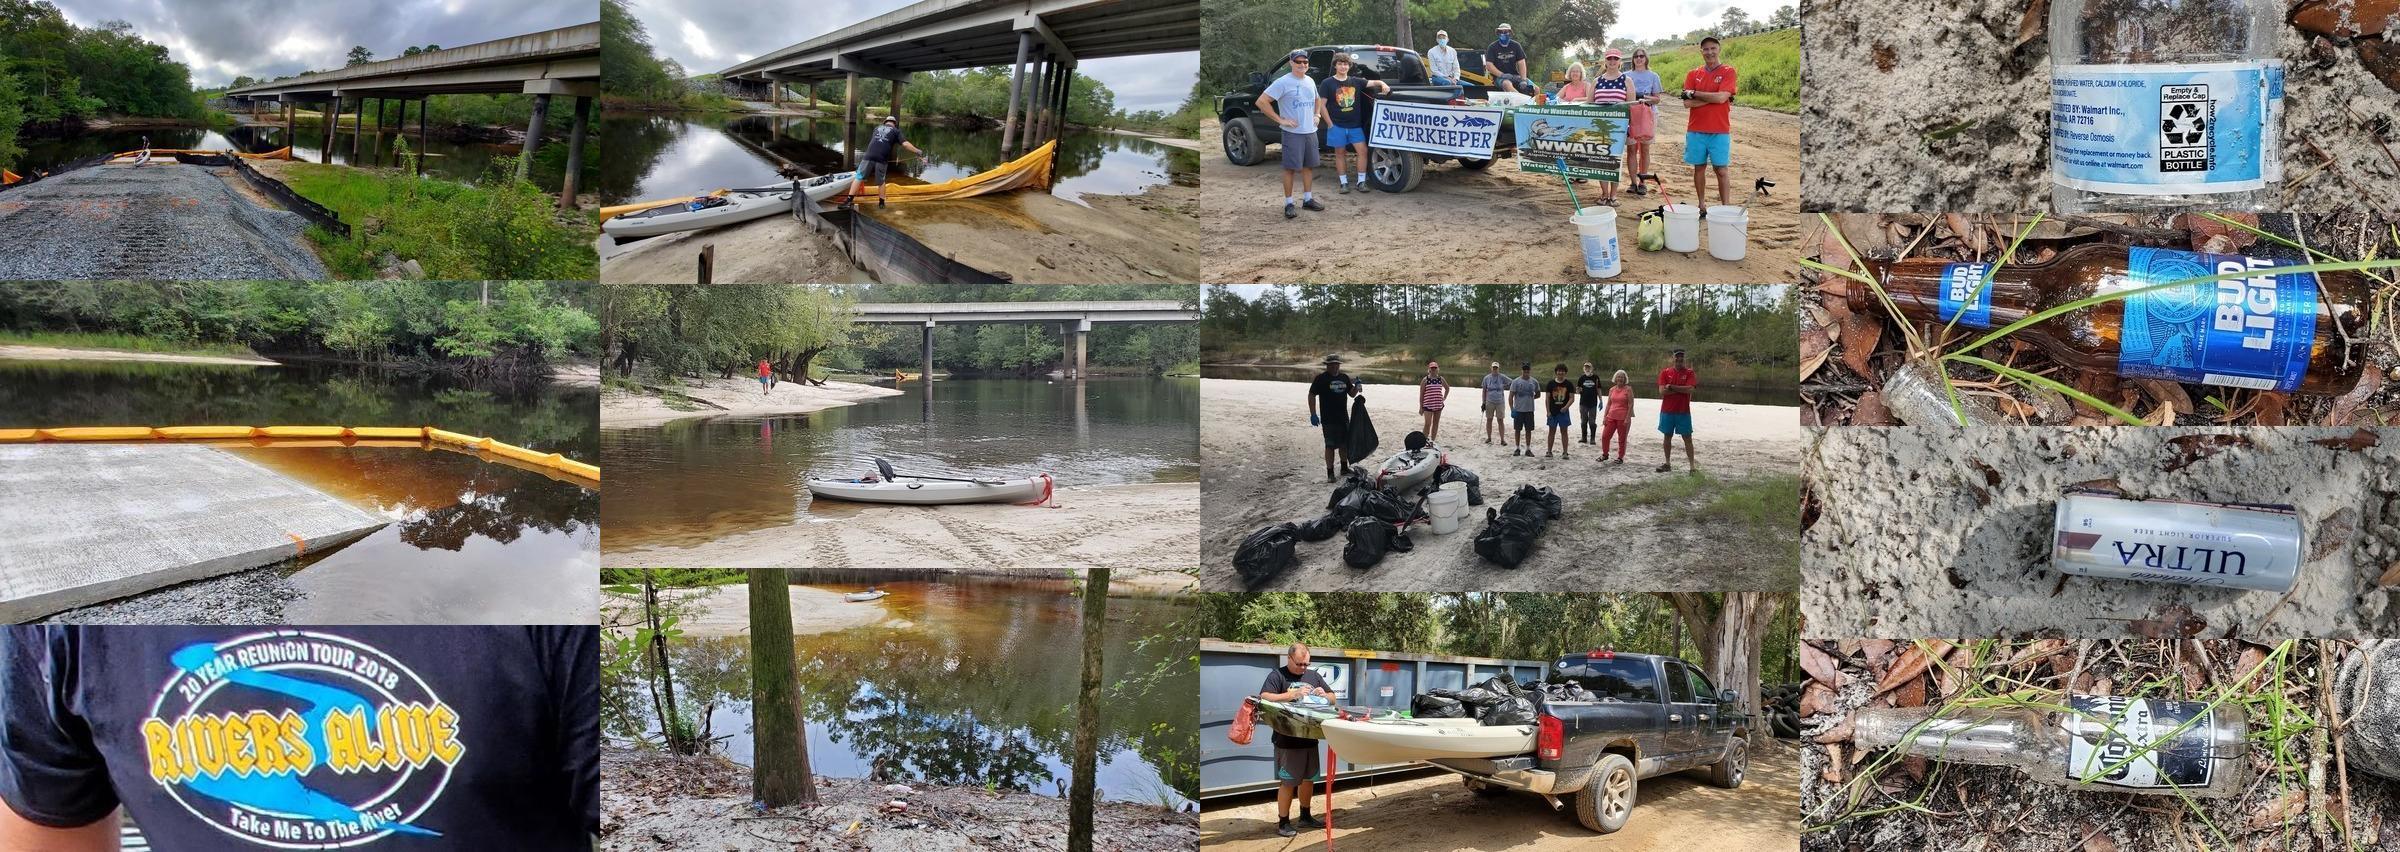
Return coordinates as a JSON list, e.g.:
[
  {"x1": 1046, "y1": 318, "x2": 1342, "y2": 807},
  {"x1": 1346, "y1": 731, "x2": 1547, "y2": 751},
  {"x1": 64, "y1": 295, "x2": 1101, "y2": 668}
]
[
  {"x1": 0, "y1": 163, "x2": 330, "y2": 280},
  {"x1": 0, "y1": 444, "x2": 384, "y2": 621}
]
